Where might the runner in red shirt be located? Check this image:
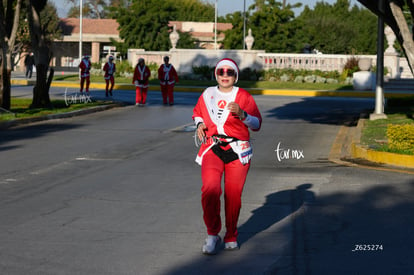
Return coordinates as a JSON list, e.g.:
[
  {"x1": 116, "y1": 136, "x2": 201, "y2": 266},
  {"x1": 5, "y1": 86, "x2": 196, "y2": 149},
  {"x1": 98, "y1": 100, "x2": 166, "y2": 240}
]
[
  {"x1": 193, "y1": 58, "x2": 262, "y2": 255},
  {"x1": 103, "y1": 56, "x2": 116, "y2": 97},
  {"x1": 79, "y1": 55, "x2": 91, "y2": 94},
  {"x1": 158, "y1": 56, "x2": 179, "y2": 105},
  {"x1": 132, "y1": 58, "x2": 151, "y2": 106}
]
